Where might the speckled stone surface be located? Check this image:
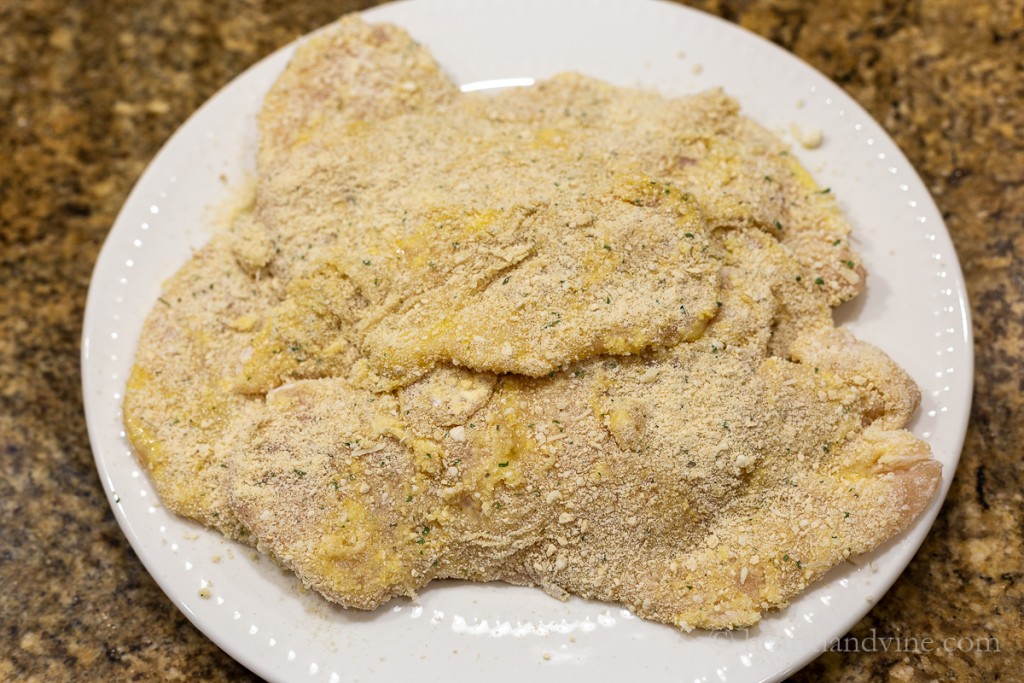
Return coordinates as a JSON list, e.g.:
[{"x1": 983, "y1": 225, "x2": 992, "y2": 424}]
[{"x1": 1, "y1": 0, "x2": 1020, "y2": 680}]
